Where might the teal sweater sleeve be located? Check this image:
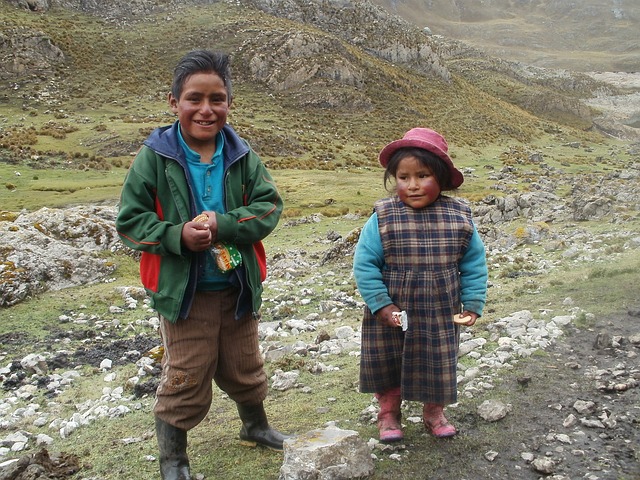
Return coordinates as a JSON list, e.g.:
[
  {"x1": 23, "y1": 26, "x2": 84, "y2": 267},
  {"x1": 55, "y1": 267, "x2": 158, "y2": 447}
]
[
  {"x1": 353, "y1": 213, "x2": 488, "y2": 316},
  {"x1": 459, "y1": 226, "x2": 488, "y2": 316},
  {"x1": 353, "y1": 213, "x2": 391, "y2": 314}
]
